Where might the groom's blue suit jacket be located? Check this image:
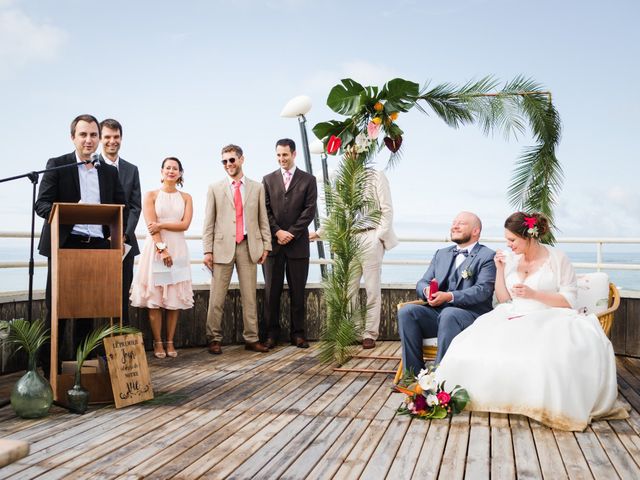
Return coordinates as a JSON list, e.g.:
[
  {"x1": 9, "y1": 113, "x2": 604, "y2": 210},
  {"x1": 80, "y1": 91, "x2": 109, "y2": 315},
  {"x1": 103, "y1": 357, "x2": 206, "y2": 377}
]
[{"x1": 416, "y1": 243, "x2": 496, "y2": 316}]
